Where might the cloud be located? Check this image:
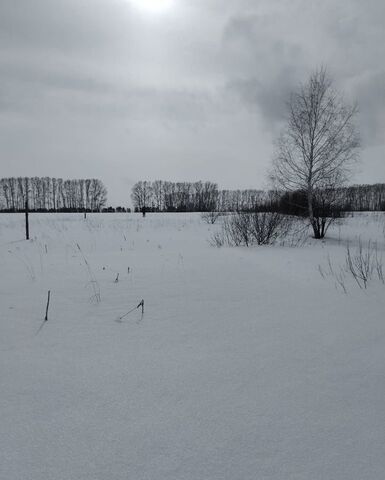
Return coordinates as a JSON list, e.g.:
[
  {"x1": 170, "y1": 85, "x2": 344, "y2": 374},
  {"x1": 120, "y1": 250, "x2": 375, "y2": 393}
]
[
  {"x1": 0, "y1": 0, "x2": 383, "y2": 203},
  {"x1": 221, "y1": 1, "x2": 385, "y2": 135}
]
